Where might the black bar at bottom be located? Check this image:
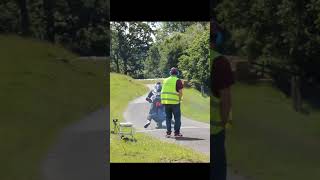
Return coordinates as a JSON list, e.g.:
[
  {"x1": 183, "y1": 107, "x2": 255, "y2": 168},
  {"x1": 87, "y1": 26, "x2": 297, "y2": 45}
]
[{"x1": 111, "y1": 163, "x2": 210, "y2": 179}]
